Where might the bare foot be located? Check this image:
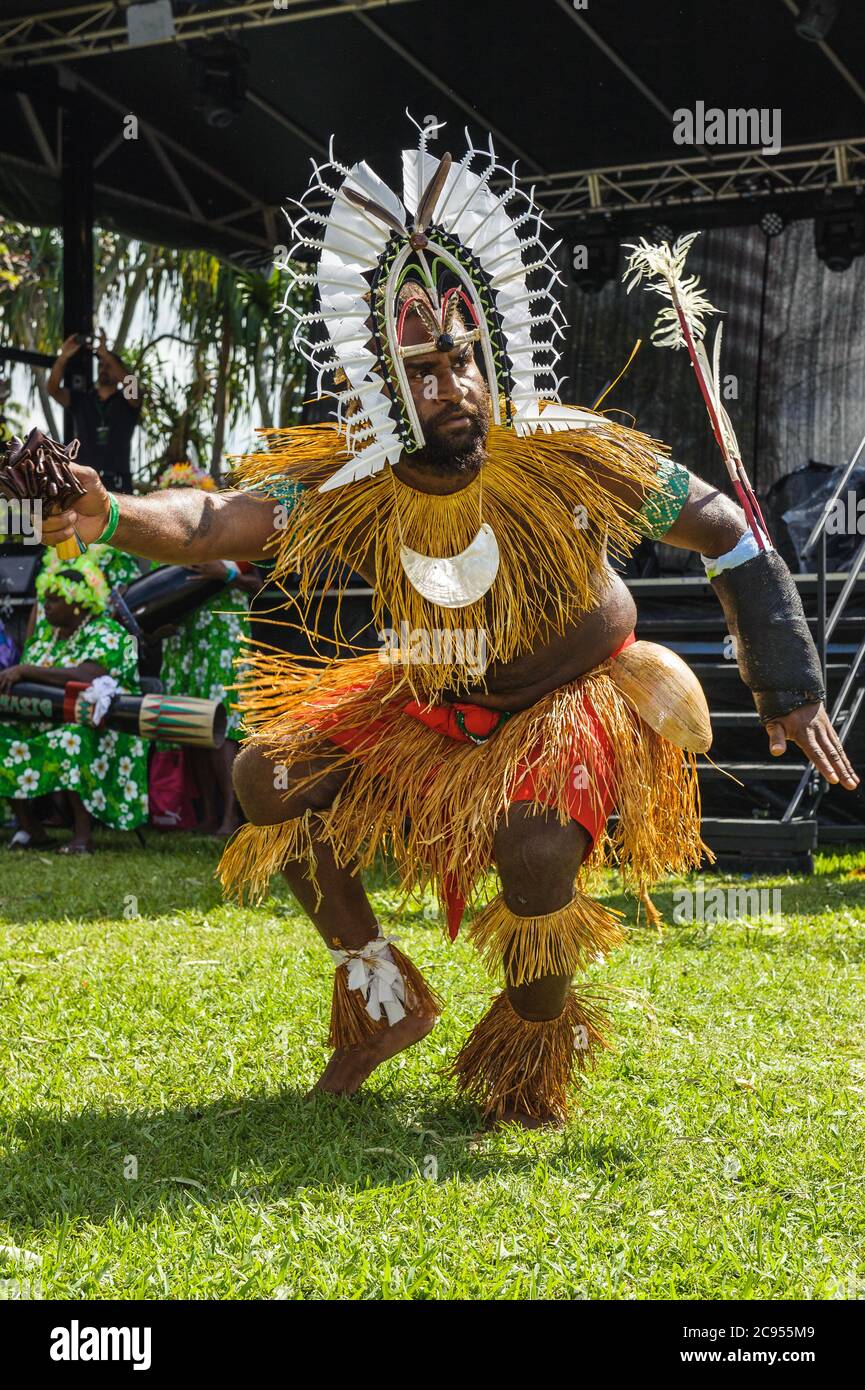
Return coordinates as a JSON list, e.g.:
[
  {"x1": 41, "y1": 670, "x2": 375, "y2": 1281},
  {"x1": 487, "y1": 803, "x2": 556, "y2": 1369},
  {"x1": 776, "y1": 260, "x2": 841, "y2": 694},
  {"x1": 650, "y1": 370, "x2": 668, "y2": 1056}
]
[
  {"x1": 485, "y1": 1109, "x2": 565, "y2": 1132},
  {"x1": 308, "y1": 1008, "x2": 437, "y2": 1098}
]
